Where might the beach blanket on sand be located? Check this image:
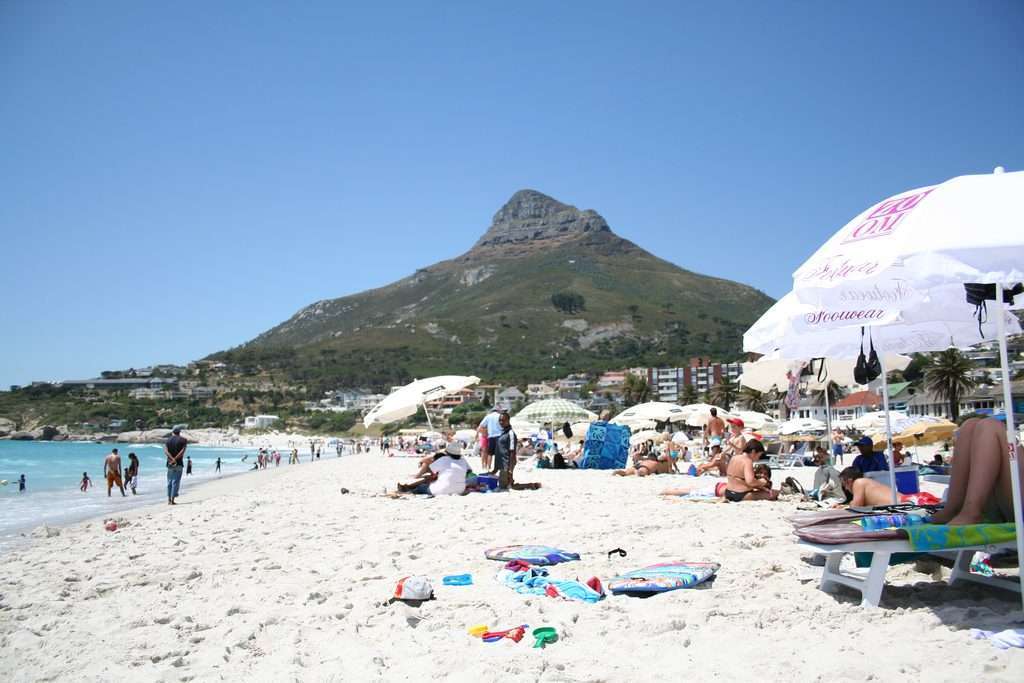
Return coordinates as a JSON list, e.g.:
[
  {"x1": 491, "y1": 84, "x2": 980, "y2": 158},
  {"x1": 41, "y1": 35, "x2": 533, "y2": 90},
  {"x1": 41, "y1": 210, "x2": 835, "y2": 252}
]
[
  {"x1": 905, "y1": 523, "x2": 1016, "y2": 551},
  {"x1": 608, "y1": 562, "x2": 719, "y2": 596},
  {"x1": 485, "y1": 545, "x2": 580, "y2": 566},
  {"x1": 496, "y1": 562, "x2": 605, "y2": 603}
]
